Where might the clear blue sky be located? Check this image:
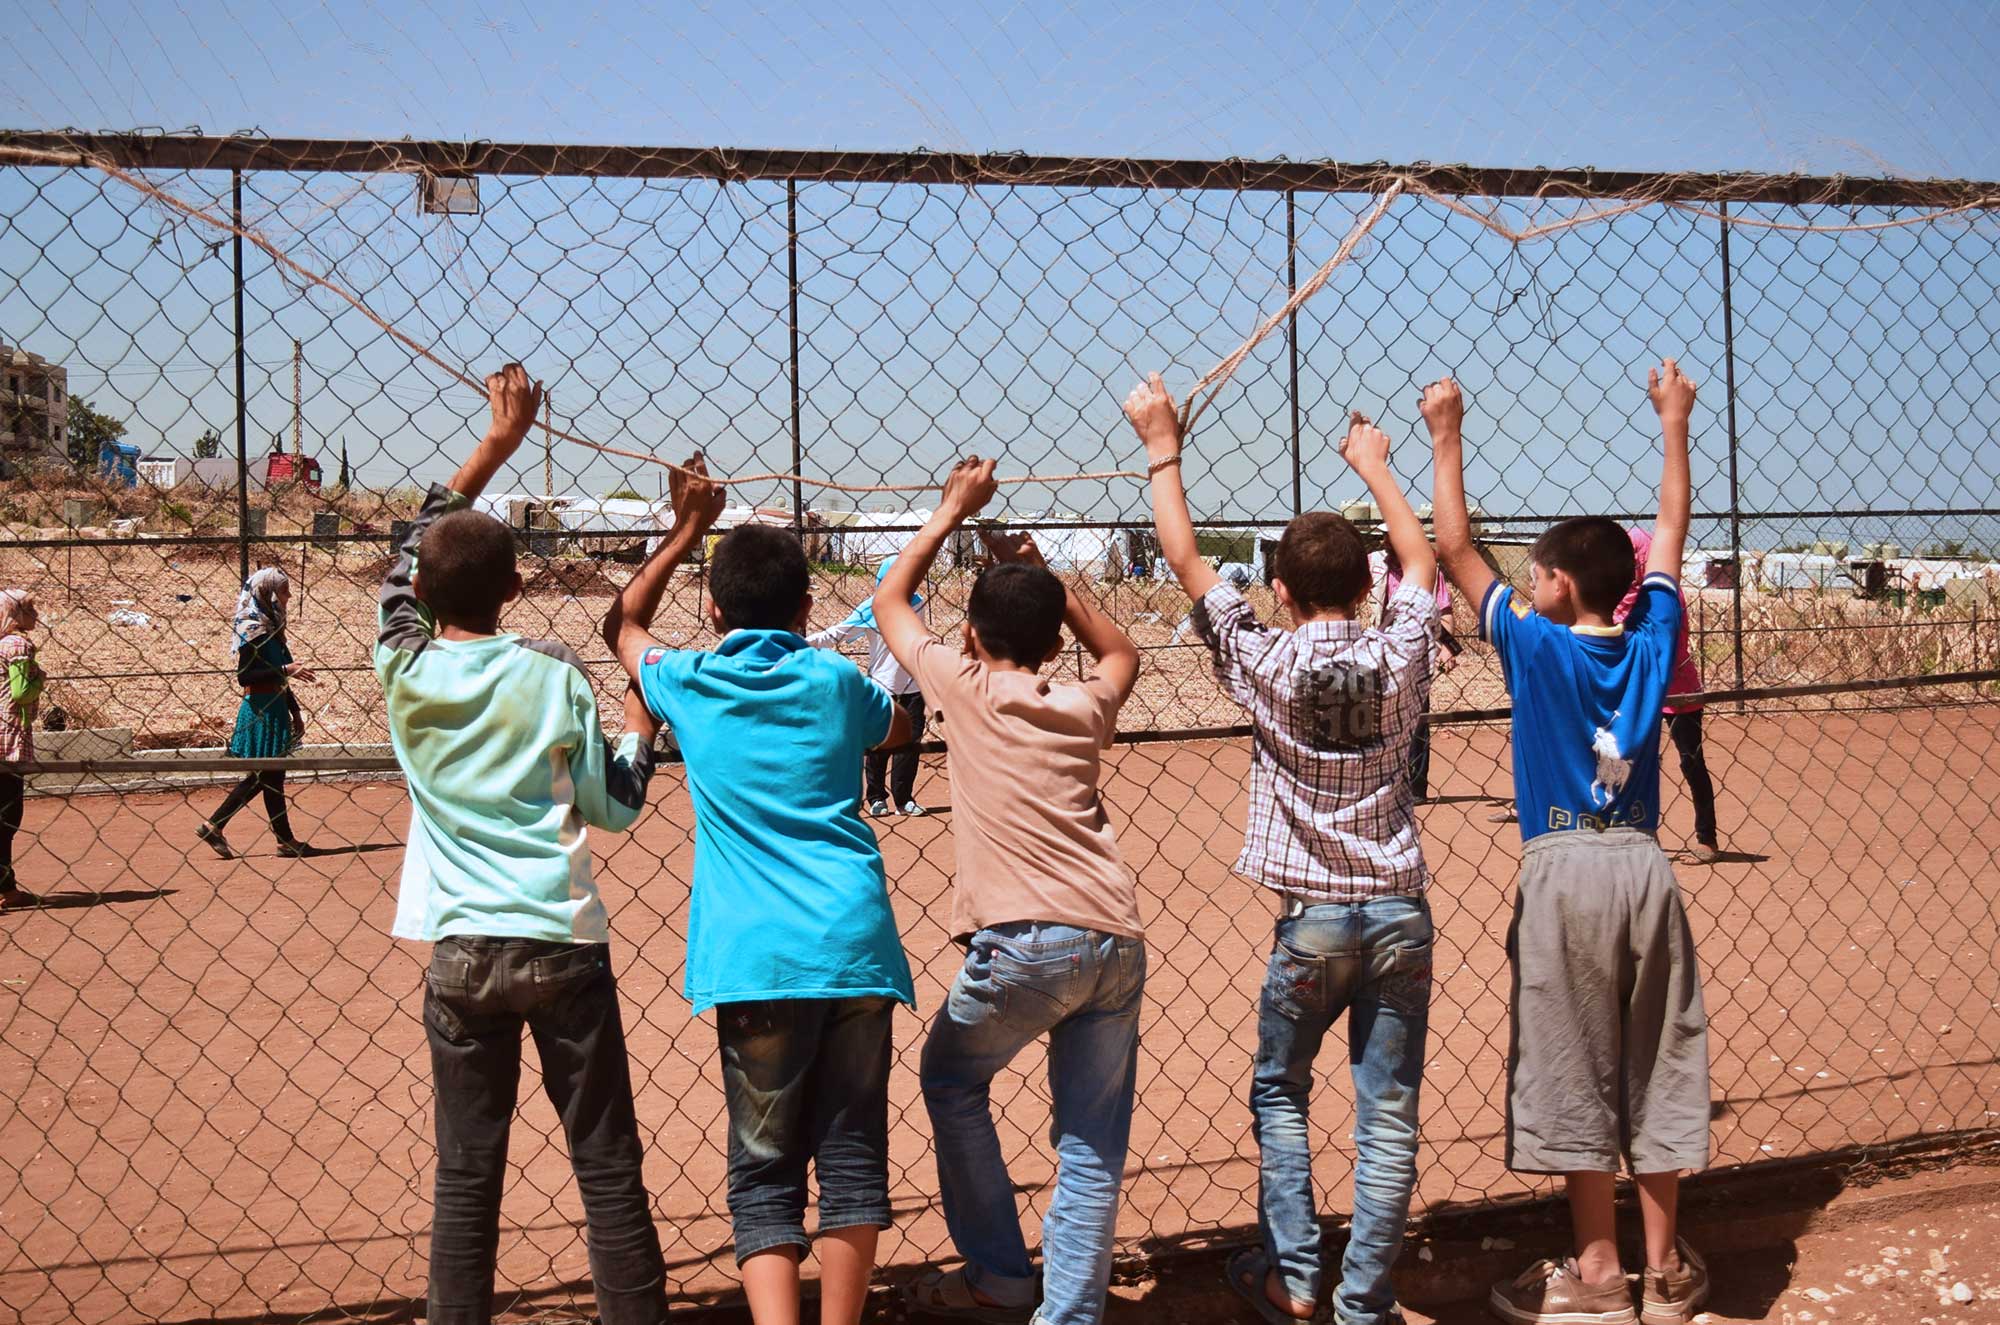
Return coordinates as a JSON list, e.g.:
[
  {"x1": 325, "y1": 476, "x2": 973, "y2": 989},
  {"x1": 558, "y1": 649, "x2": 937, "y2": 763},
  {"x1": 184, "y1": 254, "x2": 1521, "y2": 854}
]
[
  {"x1": 5, "y1": 1, "x2": 2000, "y2": 546},
  {"x1": 8, "y1": 0, "x2": 1999, "y2": 177}
]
